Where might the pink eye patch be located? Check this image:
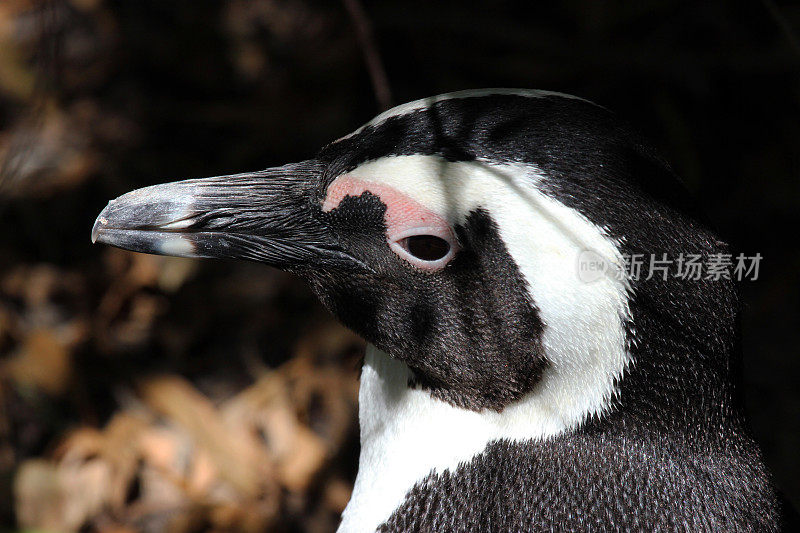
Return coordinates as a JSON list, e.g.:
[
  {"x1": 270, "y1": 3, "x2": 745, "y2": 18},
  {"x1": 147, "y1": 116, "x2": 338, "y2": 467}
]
[{"x1": 322, "y1": 175, "x2": 459, "y2": 270}]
